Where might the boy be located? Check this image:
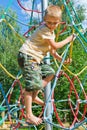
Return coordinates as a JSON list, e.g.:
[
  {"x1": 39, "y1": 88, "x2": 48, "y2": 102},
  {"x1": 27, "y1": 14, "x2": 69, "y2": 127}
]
[{"x1": 18, "y1": 5, "x2": 75, "y2": 125}]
